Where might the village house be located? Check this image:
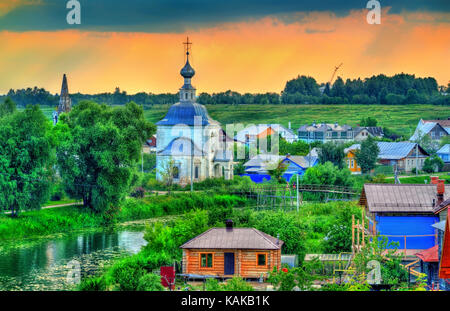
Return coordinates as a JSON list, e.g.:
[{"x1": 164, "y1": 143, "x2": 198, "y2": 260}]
[
  {"x1": 353, "y1": 126, "x2": 384, "y2": 141},
  {"x1": 297, "y1": 122, "x2": 354, "y2": 143},
  {"x1": 344, "y1": 145, "x2": 361, "y2": 174},
  {"x1": 410, "y1": 119, "x2": 450, "y2": 142},
  {"x1": 413, "y1": 177, "x2": 450, "y2": 289},
  {"x1": 437, "y1": 144, "x2": 450, "y2": 163},
  {"x1": 180, "y1": 220, "x2": 283, "y2": 278},
  {"x1": 234, "y1": 124, "x2": 298, "y2": 145},
  {"x1": 345, "y1": 142, "x2": 429, "y2": 173},
  {"x1": 359, "y1": 182, "x2": 450, "y2": 257},
  {"x1": 242, "y1": 154, "x2": 318, "y2": 183}
]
